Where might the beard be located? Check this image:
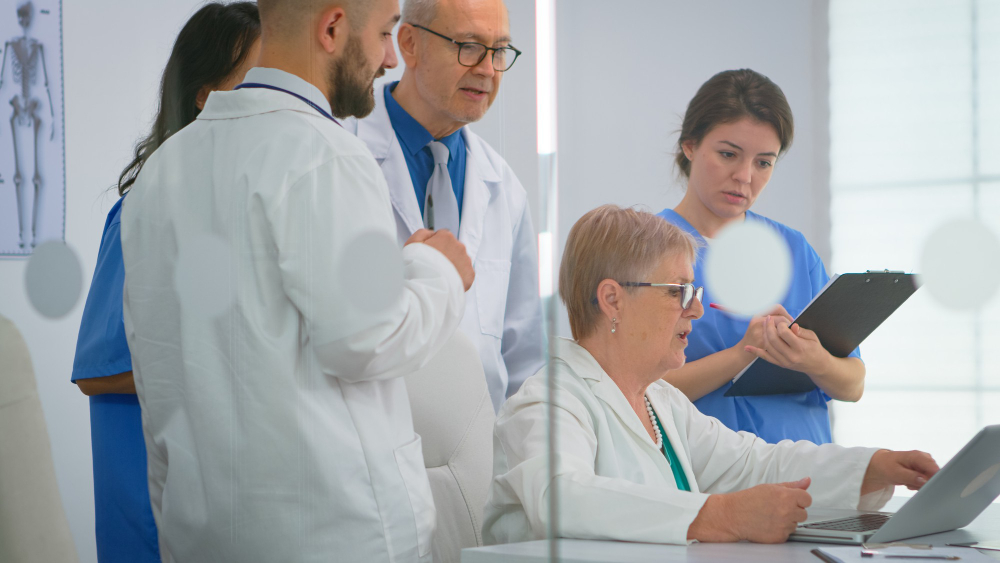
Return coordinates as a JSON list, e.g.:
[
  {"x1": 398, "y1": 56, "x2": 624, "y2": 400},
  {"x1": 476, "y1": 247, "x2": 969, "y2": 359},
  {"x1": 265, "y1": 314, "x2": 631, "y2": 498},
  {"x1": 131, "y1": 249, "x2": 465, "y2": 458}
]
[{"x1": 328, "y1": 34, "x2": 382, "y2": 119}]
